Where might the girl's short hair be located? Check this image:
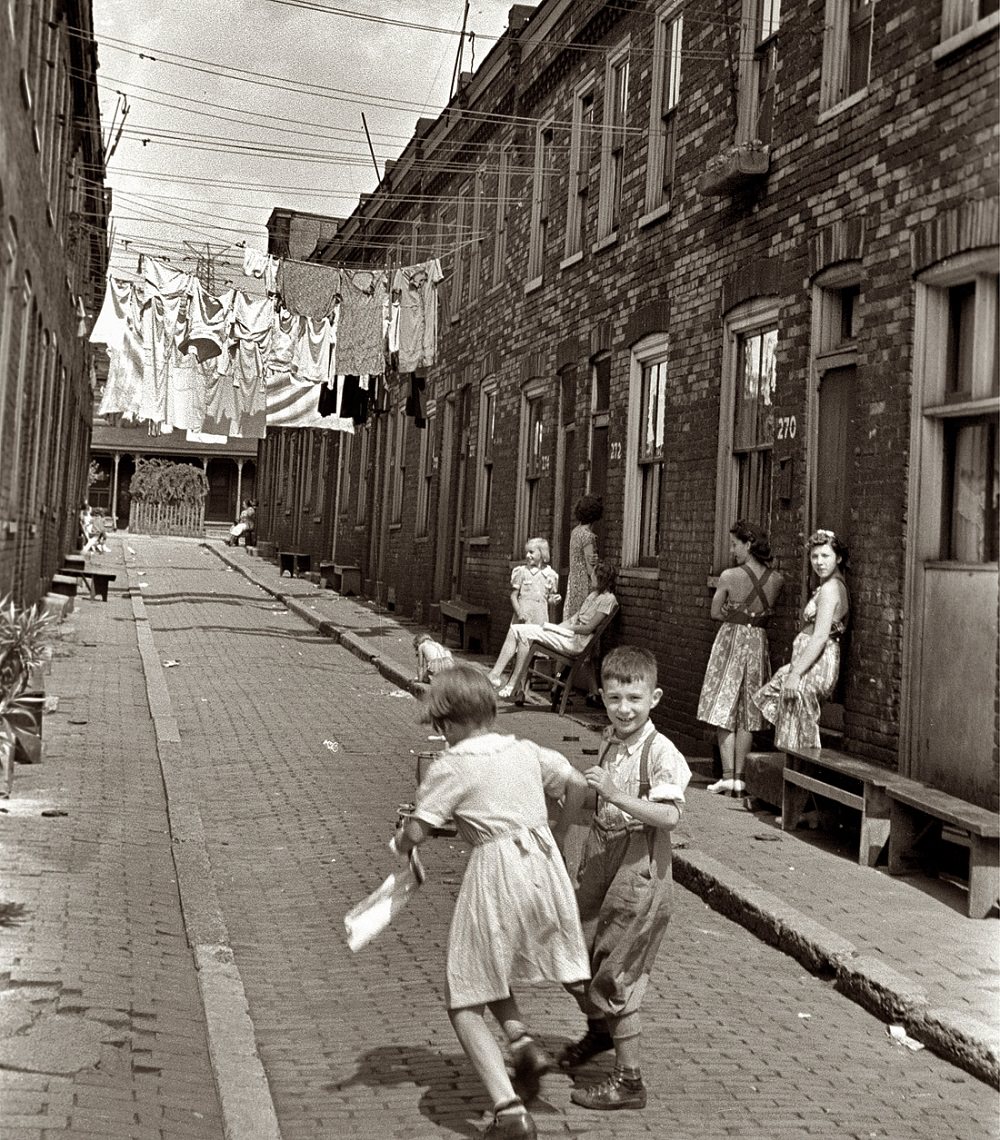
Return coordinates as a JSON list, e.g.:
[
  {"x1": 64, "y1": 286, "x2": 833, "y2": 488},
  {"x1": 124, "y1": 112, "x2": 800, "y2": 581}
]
[
  {"x1": 808, "y1": 528, "x2": 850, "y2": 571},
  {"x1": 594, "y1": 559, "x2": 618, "y2": 595},
  {"x1": 526, "y1": 536, "x2": 551, "y2": 563},
  {"x1": 730, "y1": 519, "x2": 772, "y2": 562},
  {"x1": 419, "y1": 664, "x2": 497, "y2": 728},
  {"x1": 574, "y1": 494, "x2": 604, "y2": 525},
  {"x1": 601, "y1": 646, "x2": 658, "y2": 689}
]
